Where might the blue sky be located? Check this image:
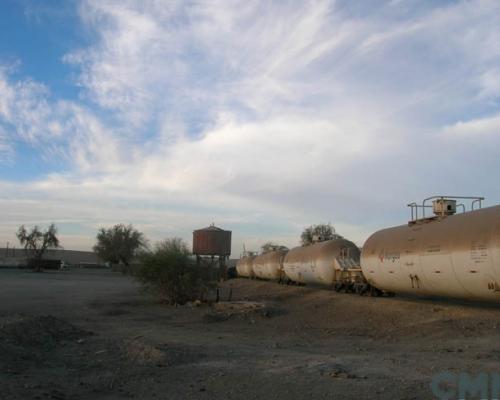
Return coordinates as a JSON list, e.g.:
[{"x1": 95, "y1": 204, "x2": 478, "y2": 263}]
[
  {"x1": 0, "y1": 1, "x2": 82, "y2": 95},
  {"x1": 1, "y1": 0, "x2": 500, "y2": 253}
]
